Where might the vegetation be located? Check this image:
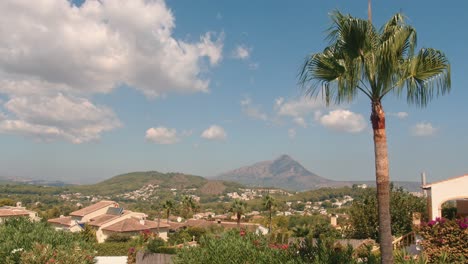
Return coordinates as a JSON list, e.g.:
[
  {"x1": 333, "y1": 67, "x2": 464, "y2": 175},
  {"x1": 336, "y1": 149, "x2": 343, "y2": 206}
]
[
  {"x1": 263, "y1": 194, "x2": 276, "y2": 233},
  {"x1": 230, "y1": 199, "x2": 247, "y2": 228},
  {"x1": 298, "y1": 10, "x2": 450, "y2": 263},
  {"x1": 0, "y1": 218, "x2": 96, "y2": 264},
  {"x1": 416, "y1": 217, "x2": 468, "y2": 263},
  {"x1": 347, "y1": 186, "x2": 425, "y2": 240}
]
